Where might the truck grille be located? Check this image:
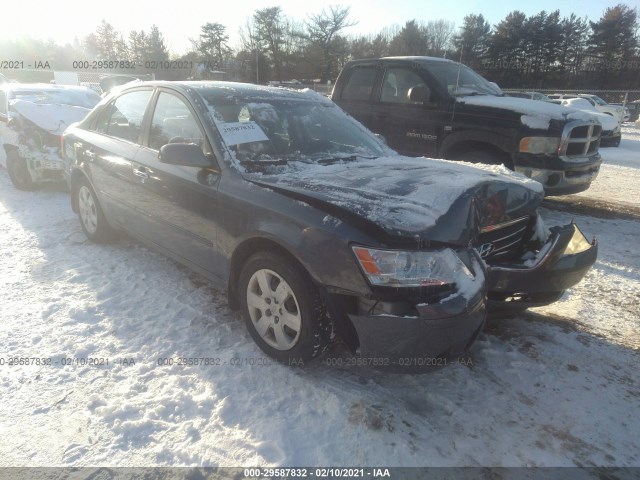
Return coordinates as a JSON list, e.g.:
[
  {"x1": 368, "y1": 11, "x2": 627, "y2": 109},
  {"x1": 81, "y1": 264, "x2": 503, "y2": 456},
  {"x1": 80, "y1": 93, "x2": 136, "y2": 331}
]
[
  {"x1": 561, "y1": 121, "x2": 601, "y2": 158},
  {"x1": 476, "y1": 216, "x2": 533, "y2": 263}
]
